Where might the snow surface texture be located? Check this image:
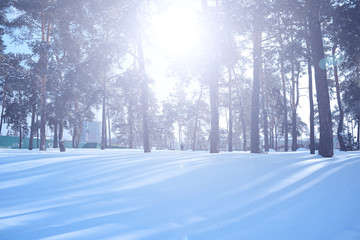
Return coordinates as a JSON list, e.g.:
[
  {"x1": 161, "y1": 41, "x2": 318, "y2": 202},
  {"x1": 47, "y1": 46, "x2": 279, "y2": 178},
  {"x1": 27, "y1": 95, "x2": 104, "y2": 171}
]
[{"x1": 1, "y1": 149, "x2": 360, "y2": 240}]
